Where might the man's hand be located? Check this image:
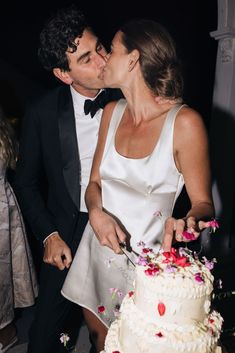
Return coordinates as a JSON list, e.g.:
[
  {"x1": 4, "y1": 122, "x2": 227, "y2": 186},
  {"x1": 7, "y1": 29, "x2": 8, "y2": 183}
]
[{"x1": 43, "y1": 232, "x2": 72, "y2": 270}]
